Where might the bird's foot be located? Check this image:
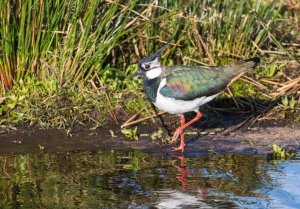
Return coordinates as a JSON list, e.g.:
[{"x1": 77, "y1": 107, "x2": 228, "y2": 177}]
[
  {"x1": 171, "y1": 143, "x2": 185, "y2": 152},
  {"x1": 172, "y1": 128, "x2": 183, "y2": 143}
]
